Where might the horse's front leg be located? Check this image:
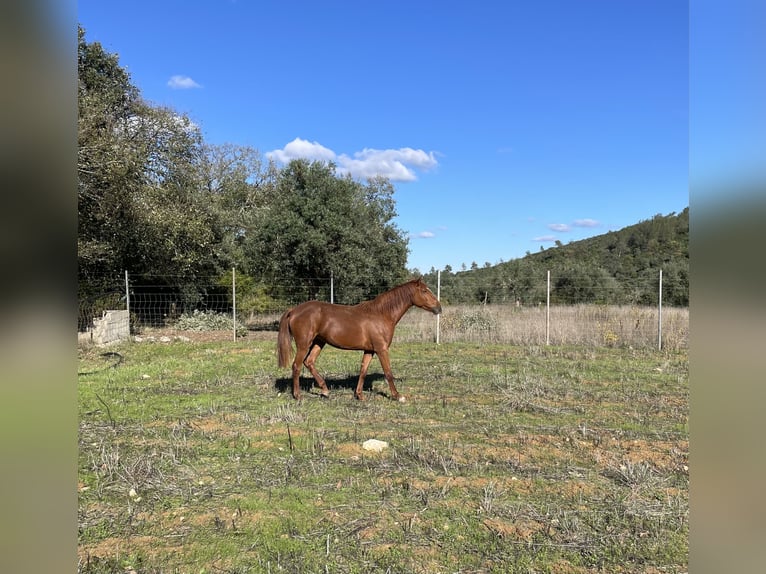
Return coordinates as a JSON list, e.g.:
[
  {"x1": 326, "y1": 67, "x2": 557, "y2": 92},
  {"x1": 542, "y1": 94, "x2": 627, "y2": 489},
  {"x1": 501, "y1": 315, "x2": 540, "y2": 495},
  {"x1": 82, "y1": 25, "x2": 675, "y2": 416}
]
[
  {"x1": 355, "y1": 351, "x2": 374, "y2": 400},
  {"x1": 377, "y1": 349, "x2": 405, "y2": 402}
]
